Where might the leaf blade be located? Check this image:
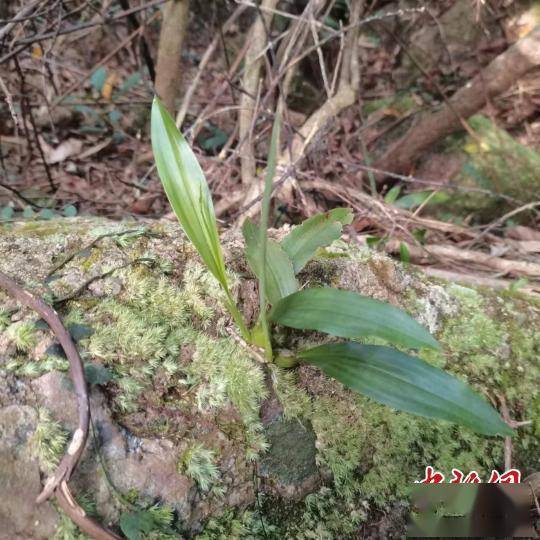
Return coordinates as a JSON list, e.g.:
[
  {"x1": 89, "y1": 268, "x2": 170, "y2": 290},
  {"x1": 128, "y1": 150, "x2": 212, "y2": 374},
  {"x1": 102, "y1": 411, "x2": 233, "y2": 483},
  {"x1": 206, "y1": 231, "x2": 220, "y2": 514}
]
[
  {"x1": 281, "y1": 208, "x2": 353, "y2": 273},
  {"x1": 298, "y1": 343, "x2": 512, "y2": 436},
  {"x1": 242, "y1": 219, "x2": 298, "y2": 305},
  {"x1": 270, "y1": 287, "x2": 439, "y2": 350},
  {"x1": 151, "y1": 97, "x2": 228, "y2": 289}
]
